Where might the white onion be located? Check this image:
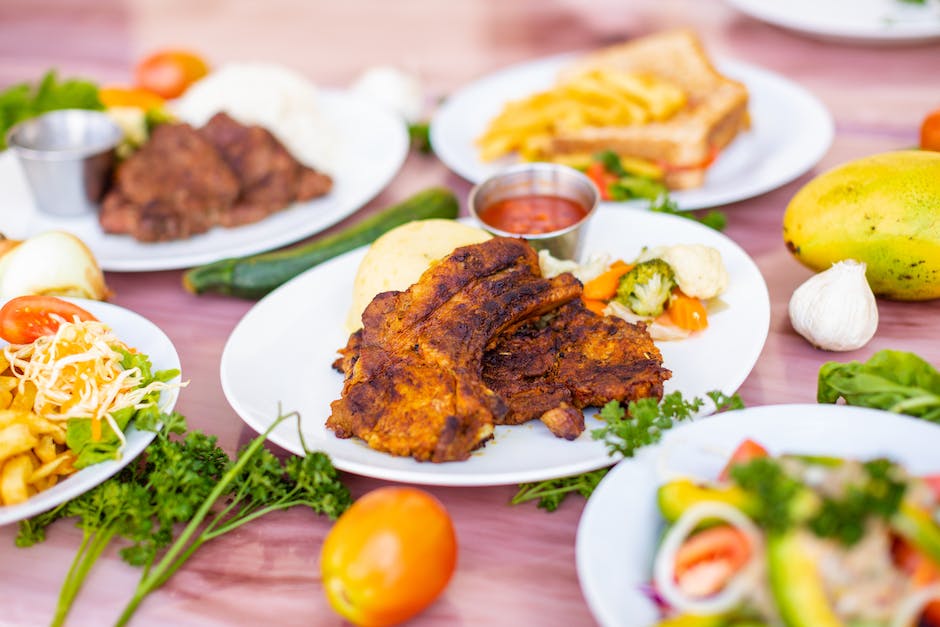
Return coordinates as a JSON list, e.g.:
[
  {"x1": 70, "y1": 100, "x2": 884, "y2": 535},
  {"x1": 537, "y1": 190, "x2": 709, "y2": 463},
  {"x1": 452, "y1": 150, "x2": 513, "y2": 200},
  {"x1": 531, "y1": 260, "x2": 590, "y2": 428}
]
[{"x1": 654, "y1": 501, "x2": 763, "y2": 616}]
